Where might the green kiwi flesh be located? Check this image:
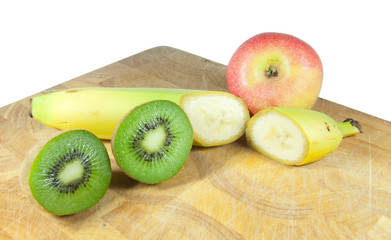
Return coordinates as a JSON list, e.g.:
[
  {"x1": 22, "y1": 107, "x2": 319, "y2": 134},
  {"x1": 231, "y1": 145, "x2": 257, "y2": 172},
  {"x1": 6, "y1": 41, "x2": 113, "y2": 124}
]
[
  {"x1": 29, "y1": 130, "x2": 111, "y2": 215},
  {"x1": 112, "y1": 100, "x2": 193, "y2": 184}
]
